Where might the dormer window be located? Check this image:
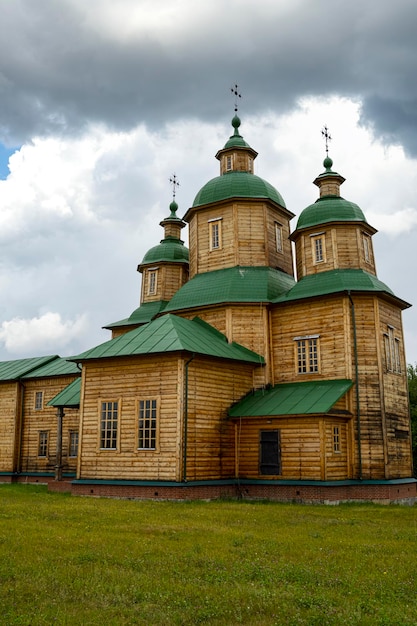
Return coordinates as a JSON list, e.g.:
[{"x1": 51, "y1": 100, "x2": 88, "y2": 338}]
[{"x1": 226, "y1": 155, "x2": 233, "y2": 171}]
